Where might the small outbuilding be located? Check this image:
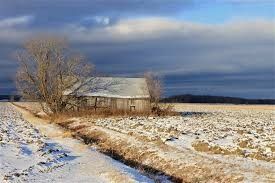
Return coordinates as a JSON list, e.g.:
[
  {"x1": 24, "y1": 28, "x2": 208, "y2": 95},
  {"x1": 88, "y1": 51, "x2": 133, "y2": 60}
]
[{"x1": 64, "y1": 77, "x2": 151, "y2": 112}]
